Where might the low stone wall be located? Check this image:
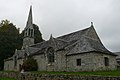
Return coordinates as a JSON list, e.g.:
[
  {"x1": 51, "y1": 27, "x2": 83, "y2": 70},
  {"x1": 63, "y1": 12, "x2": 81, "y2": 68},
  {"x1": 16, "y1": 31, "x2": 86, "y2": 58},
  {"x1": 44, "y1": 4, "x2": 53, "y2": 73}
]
[{"x1": 0, "y1": 72, "x2": 120, "y2": 80}]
